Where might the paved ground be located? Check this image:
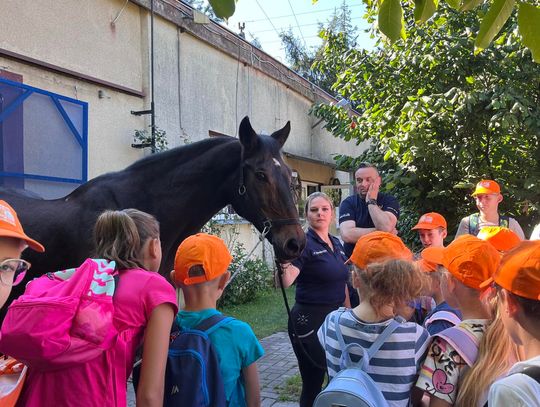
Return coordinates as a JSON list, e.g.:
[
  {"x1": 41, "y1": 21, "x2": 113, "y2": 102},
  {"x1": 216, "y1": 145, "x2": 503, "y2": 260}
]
[
  {"x1": 127, "y1": 330, "x2": 299, "y2": 406},
  {"x1": 258, "y1": 331, "x2": 299, "y2": 407}
]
